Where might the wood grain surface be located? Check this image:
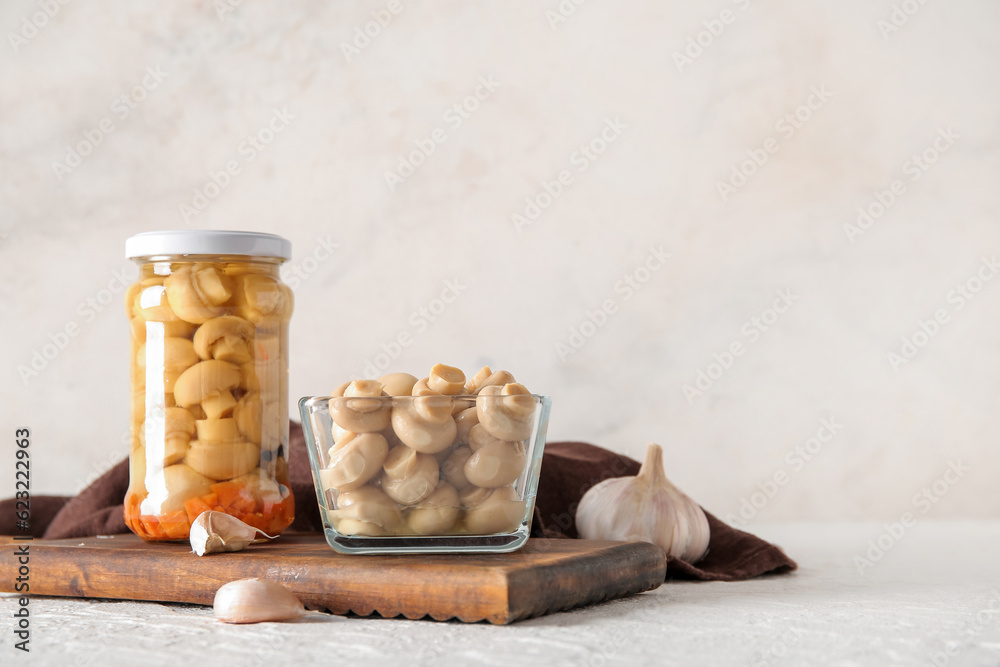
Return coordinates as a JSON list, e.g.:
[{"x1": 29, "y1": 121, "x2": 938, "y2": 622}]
[{"x1": 0, "y1": 533, "x2": 665, "y2": 624}]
